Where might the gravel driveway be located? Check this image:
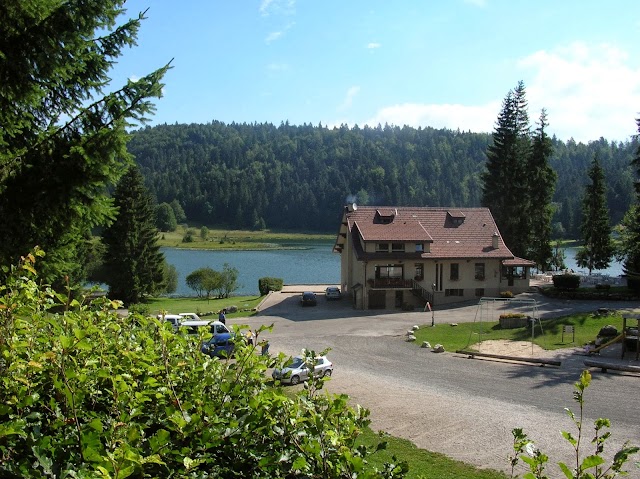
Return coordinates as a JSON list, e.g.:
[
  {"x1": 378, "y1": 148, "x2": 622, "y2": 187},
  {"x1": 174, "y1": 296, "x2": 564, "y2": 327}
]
[{"x1": 232, "y1": 289, "x2": 640, "y2": 477}]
